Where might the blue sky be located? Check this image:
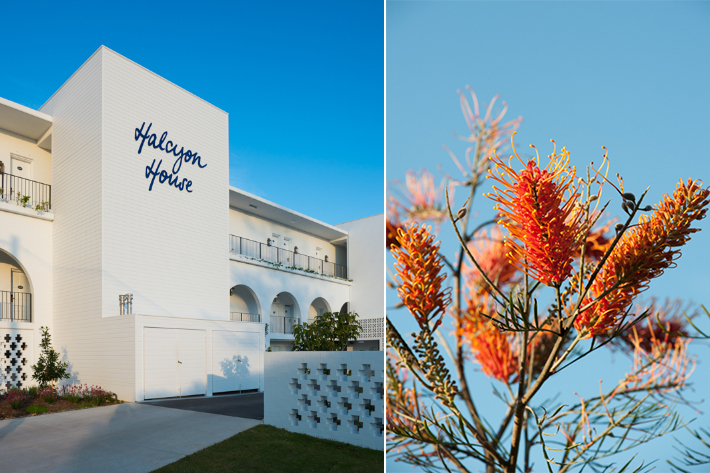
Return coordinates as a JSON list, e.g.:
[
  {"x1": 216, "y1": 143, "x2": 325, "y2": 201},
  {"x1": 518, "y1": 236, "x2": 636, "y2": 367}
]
[
  {"x1": 0, "y1": 0, "x2": 383, "y2": 225},
  {"x1": 388, "y1": 2, "x2": 710, "y2": 471}
]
